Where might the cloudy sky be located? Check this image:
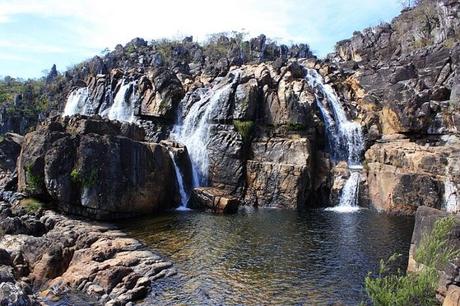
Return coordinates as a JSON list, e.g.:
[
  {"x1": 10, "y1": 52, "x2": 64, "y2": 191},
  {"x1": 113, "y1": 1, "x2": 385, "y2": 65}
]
[{"x1": 0, "y1": 0, "x2": 402, "y2": 79}]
